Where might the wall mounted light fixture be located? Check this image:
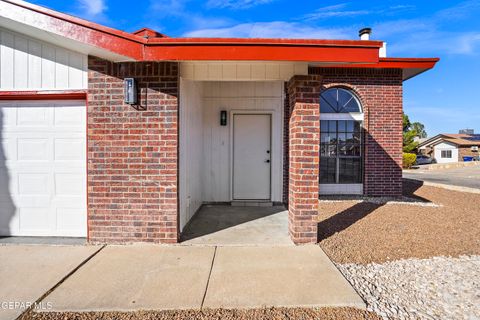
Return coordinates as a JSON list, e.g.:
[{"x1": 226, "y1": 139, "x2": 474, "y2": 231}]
[
  {"x1": 124, "y1": 78, "x2": 137, "y2": 105},
  {"x1": 220, "y1": 110, "x2": 227, "y2": 126}
]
